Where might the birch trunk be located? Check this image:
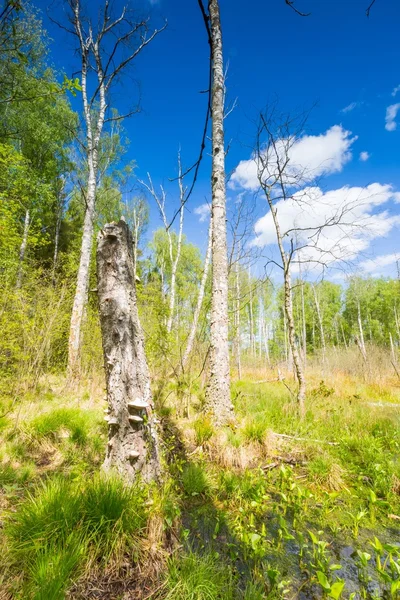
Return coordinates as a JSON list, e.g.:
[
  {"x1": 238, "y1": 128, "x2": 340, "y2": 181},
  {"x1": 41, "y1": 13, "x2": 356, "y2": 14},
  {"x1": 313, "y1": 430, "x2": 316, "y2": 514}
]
[
  {"x1": 52, "y1": 204, "x2": 62, "y2": 287},
  {"x1": 234, "y1": 254, "x2": 242, "y2": 379},
  {"x1": 248, "y1": 268, "x2": 255, "y2": 356},
  {"x1": 181, "y1": 216, "x2": 212, "y2": 370},
  {"x1": 97, "y1": 220, "x2": 161, "y2": 482},
  {"x1": 313, "y1": 284, "x2": 326, "y2": 362},
  {"x1": 267, "y1": 198, "x2": 306, "y2": 413},
  {"x1": 67, "y1": 165, "x2": 97, "y2": 377},
  {"x1": 67, "y1": 6, "x2": 106, "y2": 377},
  {"x1": 16, "y1": 208, "x2": 30, "y2": 289},
  {"x1": 167, "y1": 197, "x2": 184, "y2": 334},
  {"x1": 357, "y1": 301, "x2": 367, "y2": 362},
  {"x1": 205, "y1": 0, "x2": 232, "y2": 424},
  {"x1": 284, "y1": 267, "x2": 306, "y2": 413},
  {"x1": 300, "y1": 277, "x2": 307, "y2": 368}
]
